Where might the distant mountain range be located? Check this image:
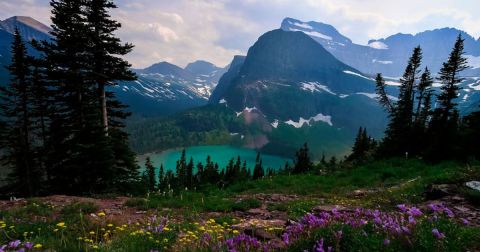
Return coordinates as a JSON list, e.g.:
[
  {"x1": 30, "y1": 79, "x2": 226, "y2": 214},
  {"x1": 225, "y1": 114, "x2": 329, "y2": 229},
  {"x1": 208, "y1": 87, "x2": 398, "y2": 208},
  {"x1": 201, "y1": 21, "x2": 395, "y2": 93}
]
[
  {"x1": 0, "y1": 16, "x2": 227, "y2": 116},
  {"x1": 281, "y1": 17, "x2": 480, "y2": 77},
  {"x1": 115, "y1": 61, "x2": 227, "y2": 116},
  {"x1": 0, "y1": 15, "x2": 479, "y2": 158}
]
